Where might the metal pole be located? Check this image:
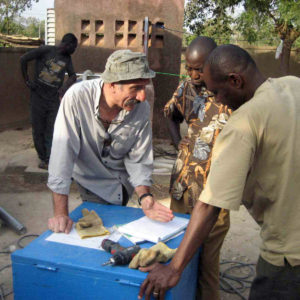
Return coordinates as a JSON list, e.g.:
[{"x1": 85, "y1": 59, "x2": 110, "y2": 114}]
[
  {"x1": 0, "y1": 207, "x2": 27, "y2": 235},
  {"x1": 143, "y1": 16, "x2": 149, "y2": 57}
]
